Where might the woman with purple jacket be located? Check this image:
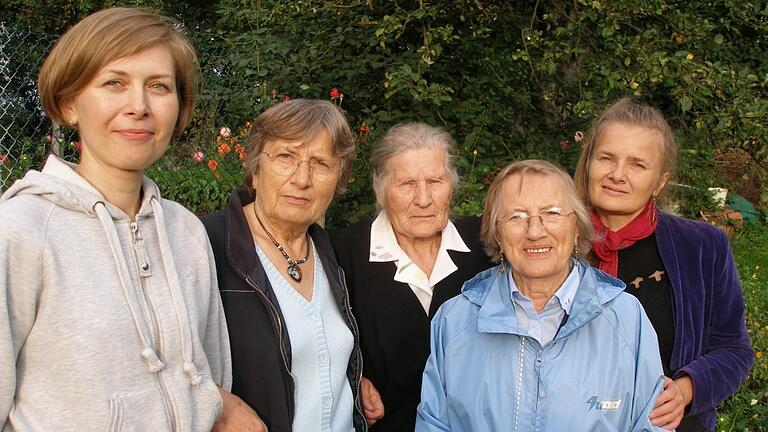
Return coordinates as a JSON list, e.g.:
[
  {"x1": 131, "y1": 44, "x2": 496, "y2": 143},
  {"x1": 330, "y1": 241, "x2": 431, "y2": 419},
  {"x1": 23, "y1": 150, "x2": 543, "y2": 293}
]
[{"x1": 574, "y1": 97, "x2": 754, "y2": 432}]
